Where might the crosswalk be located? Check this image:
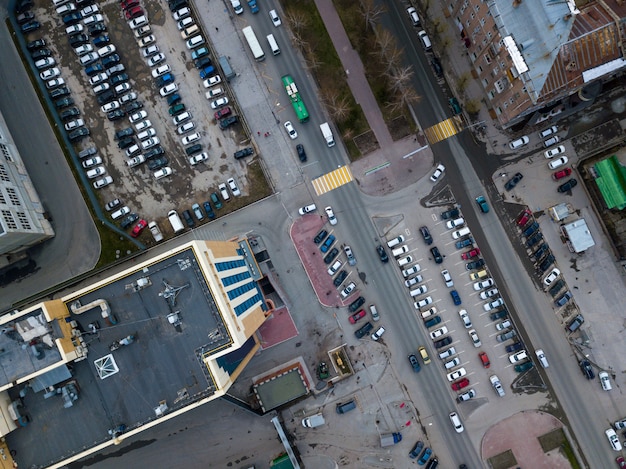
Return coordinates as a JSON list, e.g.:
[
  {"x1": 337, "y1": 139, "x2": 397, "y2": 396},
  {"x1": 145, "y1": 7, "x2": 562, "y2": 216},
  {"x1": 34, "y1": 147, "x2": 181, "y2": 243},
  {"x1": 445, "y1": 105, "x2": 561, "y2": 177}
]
[
  {"x1": 312, "y1": 166, "x2": 353, "y2": 196},
  {"x1": 423, "y1": 116, "x2": 464, "y2": 145}
]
